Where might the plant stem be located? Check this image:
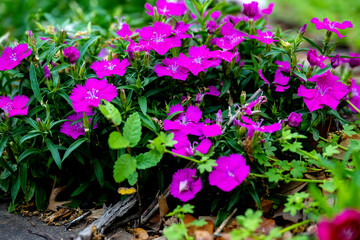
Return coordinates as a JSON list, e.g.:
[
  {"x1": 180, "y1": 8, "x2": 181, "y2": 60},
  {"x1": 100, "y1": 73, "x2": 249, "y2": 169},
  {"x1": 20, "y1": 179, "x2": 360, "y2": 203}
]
[
  {"x1": 346, "y1": 100, "x2": 360, "y2": 114},
  {"x1": 280, "y1": 219, "x2": 311, "y2": 234},
  {"x1": 164, "y1": 149, "x2": 201, "y2": 163},
  {"x1": 318, "y1": 136, "x2": 348, "y2": 151},
  {"x1": 296, "y1": 148, "x2": 320, "y2": 161},
  {"x1": 249, "y1": 173, "x2": 324, "y2": 183}
]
